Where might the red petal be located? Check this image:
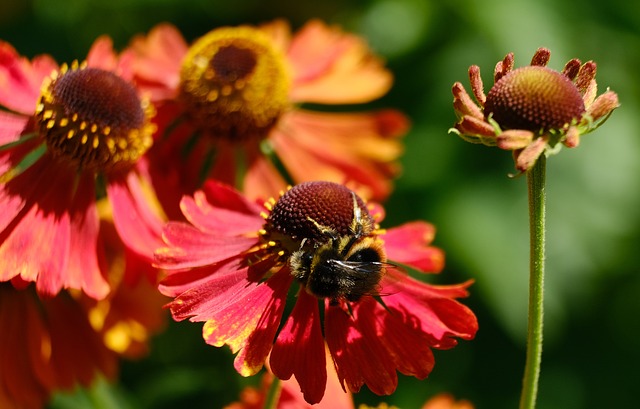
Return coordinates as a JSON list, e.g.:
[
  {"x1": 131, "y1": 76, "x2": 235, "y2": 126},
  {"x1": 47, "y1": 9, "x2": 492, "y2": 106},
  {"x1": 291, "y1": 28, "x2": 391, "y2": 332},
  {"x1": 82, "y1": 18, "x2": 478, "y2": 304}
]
[
  {"x1": 189, "y1": 269, "x2": 291, "y2": 376},
  {"x1": 180, "y1": 181, "x2": 265, "y2": 235},
  {"x1": 271, "y1": 290, "x2": 327, "y2": 404},
  {"x1": 276, "y1": 346, "x2": 354, "y2": 408},
  {"x1": 155, "y1": 221, "x2": 258, "y2": 269},
  {"x1": 0, "y1": 156, "x2": 74, "y2": 296},
  {"x1": 383, "y1": 221, "x2": 445, "y2": 273},
  {"x1": 382, "y1": 274, "x2": 478, "y2": 349},
  {"x1": 0, "y1": 286, "x2": 48, "y2": 408},
  {"x1": 128, "y1": 23, "x2": 187, "y2": 101},
  {"x1": 107, "y1": 170, "x2": 165, "y2": 260},
  {"x1": 0, "y1": 41, "x2": 57, "y2": 114},
  {"x1": 86, "y1": 36, "x2": 118, "y2": 73},
  {"x1": 325, "y1": 299, "x2": 398, "y2": 395},
  {"x1": 0, "y1": 110, "x2": 30, "y2": 145},
  {"x1": 64, "y1": 173, "x2": 110, "y2": 300},
  {"x1": 164, "y1": 256, "x2": 278, "y2": 320}
]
